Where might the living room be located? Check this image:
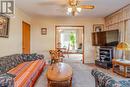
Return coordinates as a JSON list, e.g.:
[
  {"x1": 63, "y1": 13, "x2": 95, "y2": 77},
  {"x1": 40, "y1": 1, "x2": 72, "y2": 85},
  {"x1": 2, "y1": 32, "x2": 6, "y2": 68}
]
[{"x1": 0, "y1": 0, "x2": 130, "y2": 87}]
